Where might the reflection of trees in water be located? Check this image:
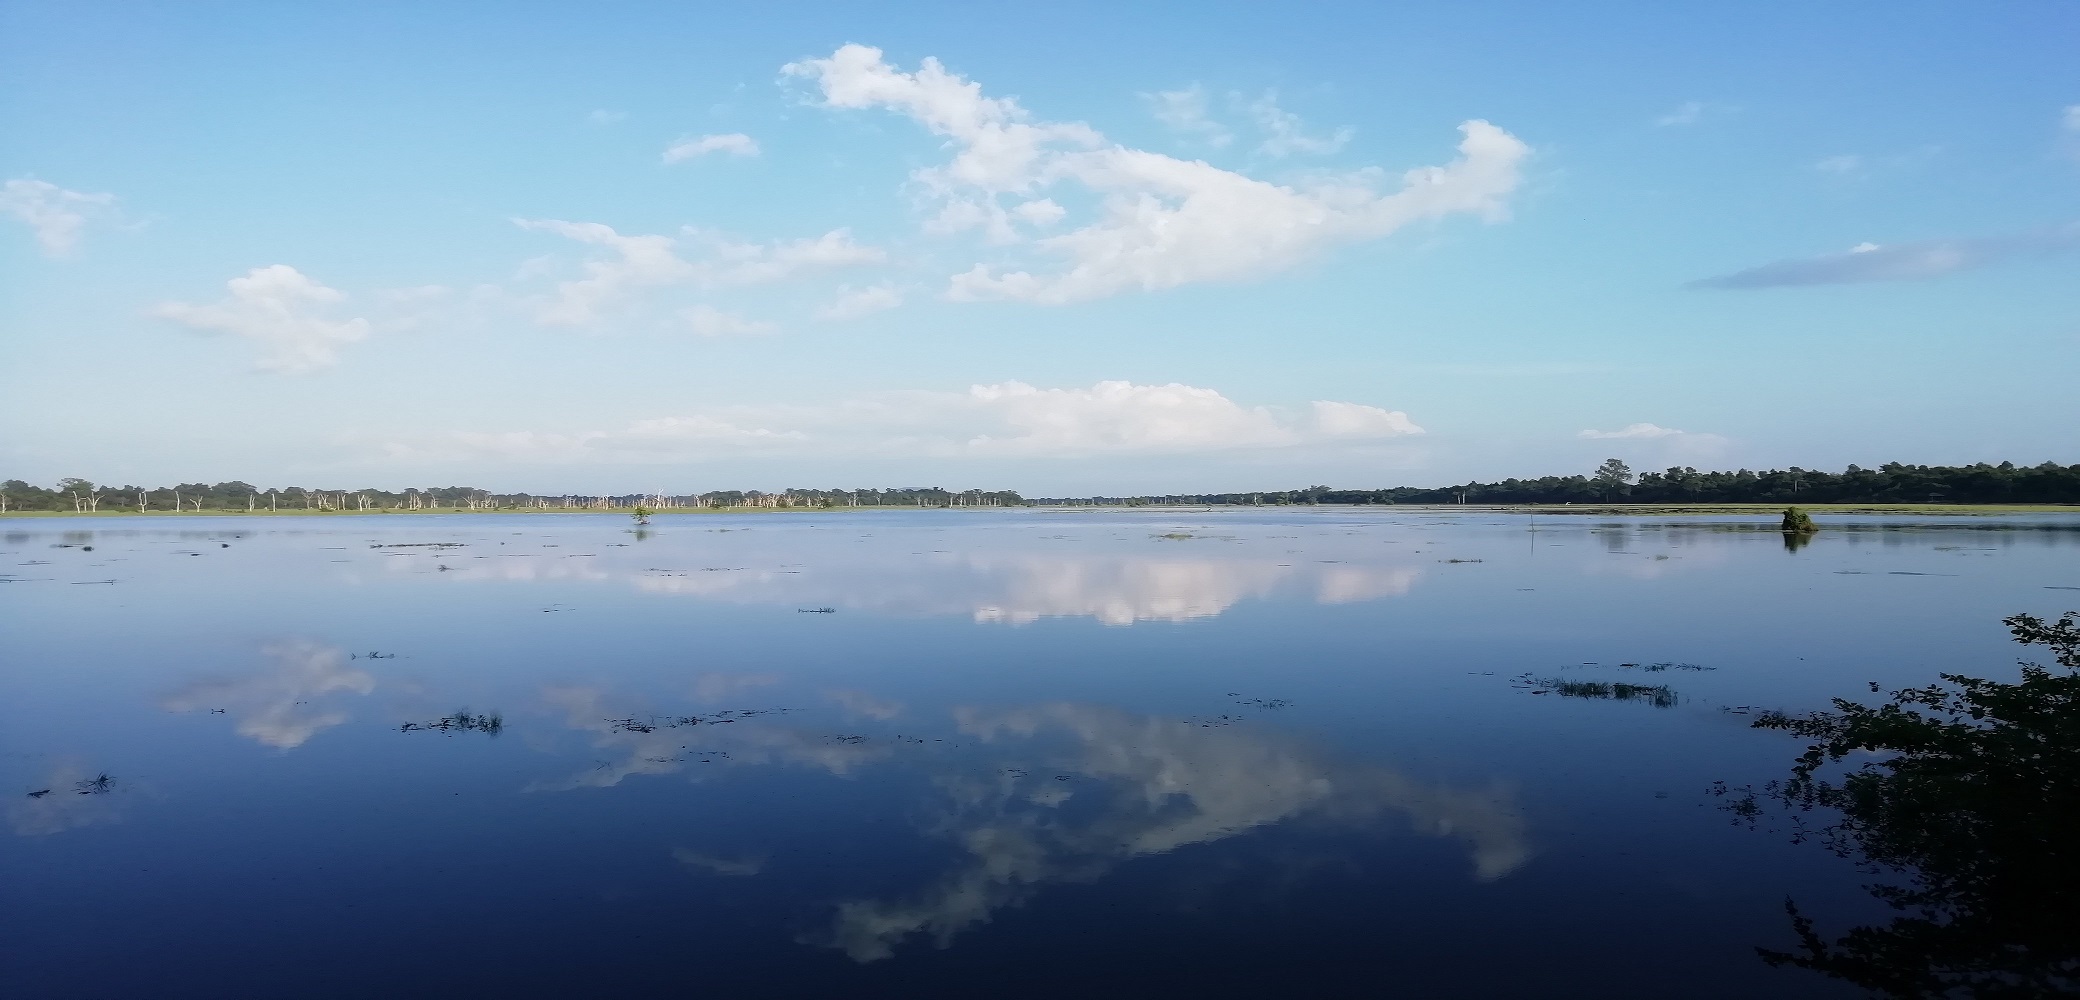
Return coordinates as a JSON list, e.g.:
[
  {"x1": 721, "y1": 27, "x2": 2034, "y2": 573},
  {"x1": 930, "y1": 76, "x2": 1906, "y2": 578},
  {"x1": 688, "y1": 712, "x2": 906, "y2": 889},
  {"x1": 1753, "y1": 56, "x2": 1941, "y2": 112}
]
[{"x1": 1737, "y1": 611, "x2": 2079, "y2": 997}]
